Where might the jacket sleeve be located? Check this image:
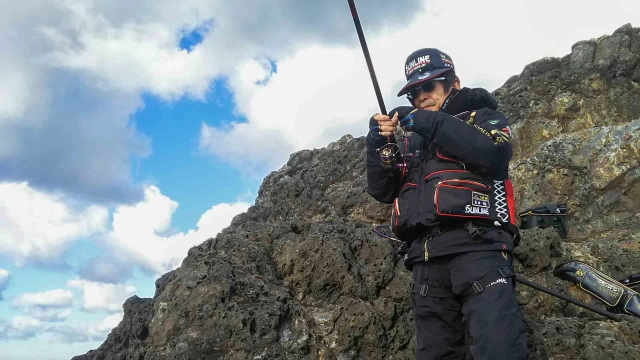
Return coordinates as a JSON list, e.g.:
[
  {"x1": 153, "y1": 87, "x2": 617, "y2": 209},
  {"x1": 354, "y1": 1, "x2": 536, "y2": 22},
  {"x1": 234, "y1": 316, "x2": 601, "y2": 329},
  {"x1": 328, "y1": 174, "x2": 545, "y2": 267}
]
[
  {"x1": 410, "y1": 108, "x2": 512, "y2": 177},
  {"x1": 366, "y1": 124, "x2": 401, "y2": 204}
]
